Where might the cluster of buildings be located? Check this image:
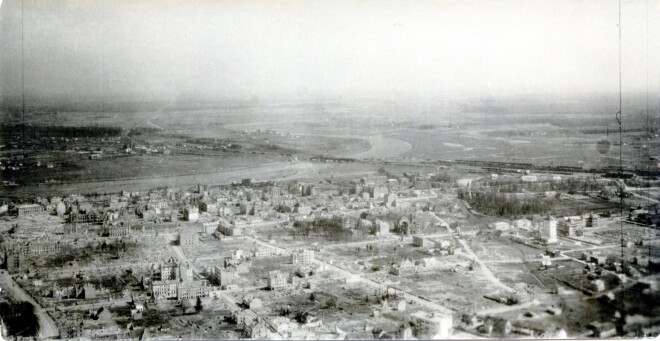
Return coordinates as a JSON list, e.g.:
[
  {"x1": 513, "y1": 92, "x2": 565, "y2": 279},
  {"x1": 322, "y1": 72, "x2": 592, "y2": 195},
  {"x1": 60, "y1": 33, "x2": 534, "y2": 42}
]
[
  {"x1": 412, "y1": 236, "x2": 459, "y2": 255},
  {"x1": 489, "y1": 212, "x2": 601, "y2": 244},
  {"x1": 150, "y1": 258, "x2": 210, "y2": 300},
  {"x1": 3, "y1": 239, "x2": 64, "y2": 273},
  {"x1": 5, "y1": 164, "x2": 646, "y2": 340},
  {"x1": 265, "y1": 249, "x2": 317, "y2": 291},
  {"x1": 267, "y1": 270, "x2": 314, "y2": 291}
]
